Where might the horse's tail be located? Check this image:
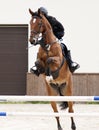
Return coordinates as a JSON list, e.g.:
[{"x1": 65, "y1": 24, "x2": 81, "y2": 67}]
[
  {"x1": 58, "y1": 87, "x2": 68, "y2": 110},
  {"x1": 60, "y1": 101, "x2": 68, "y2": 110}
]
